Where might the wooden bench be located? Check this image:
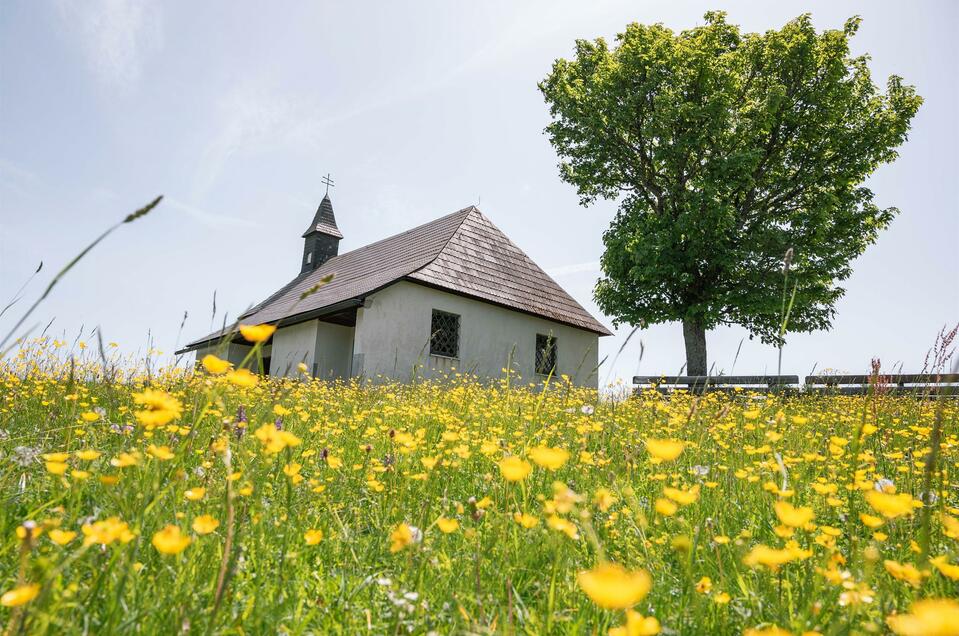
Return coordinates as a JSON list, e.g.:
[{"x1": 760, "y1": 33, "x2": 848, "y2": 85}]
[
  {"x1": 633, "y1": 375, "x2": 800, "y2": 395},
  {"x1": 804, "y1": 373, "x2": 959, "y2": 397}
]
